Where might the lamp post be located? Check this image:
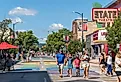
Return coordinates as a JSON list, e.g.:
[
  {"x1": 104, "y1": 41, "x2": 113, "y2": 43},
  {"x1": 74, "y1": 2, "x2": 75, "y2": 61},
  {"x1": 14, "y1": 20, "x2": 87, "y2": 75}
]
[
  {"x1": 73, "y1": 11, "x2": 84, "y2": 55},
  {"x1": 13, "y1": 22, "x2": 19, "y2": 39}
]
